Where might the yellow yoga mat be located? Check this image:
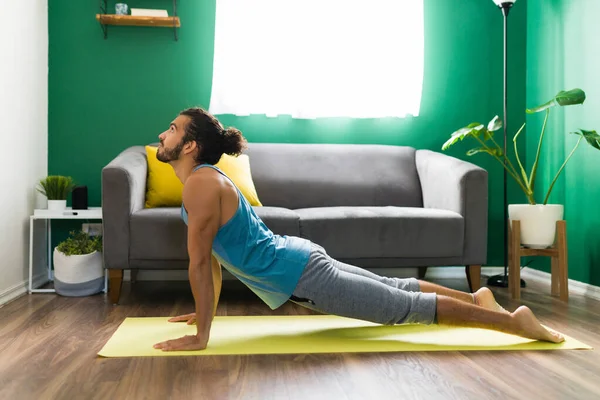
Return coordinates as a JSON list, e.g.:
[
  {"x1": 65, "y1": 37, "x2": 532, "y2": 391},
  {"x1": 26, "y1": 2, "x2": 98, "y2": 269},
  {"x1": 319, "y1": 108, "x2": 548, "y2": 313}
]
[{"x1": 98, "y1": 315, "x2": 592, "y2": 357}]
